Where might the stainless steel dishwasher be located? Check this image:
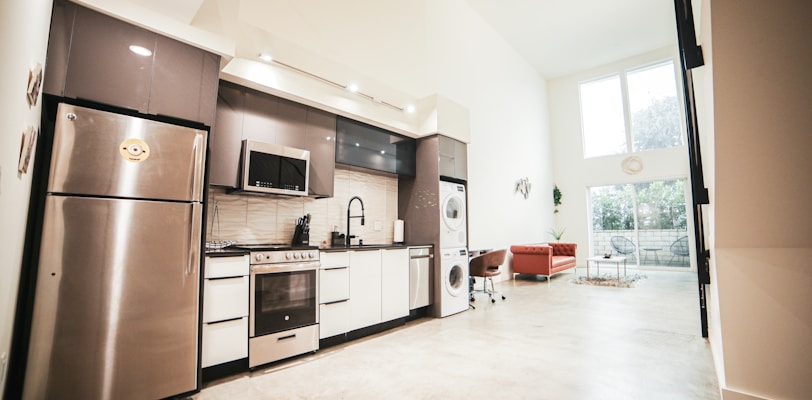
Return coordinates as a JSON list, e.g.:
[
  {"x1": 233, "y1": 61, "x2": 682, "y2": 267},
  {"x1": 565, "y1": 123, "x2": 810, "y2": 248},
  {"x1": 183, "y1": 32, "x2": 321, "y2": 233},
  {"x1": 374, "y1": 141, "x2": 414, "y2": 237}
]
[{"x1": 409, "y1": 246, "x2": 433, "y2": 309}]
